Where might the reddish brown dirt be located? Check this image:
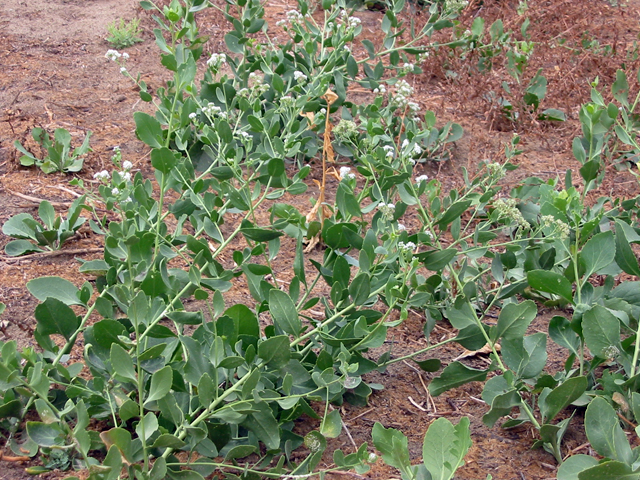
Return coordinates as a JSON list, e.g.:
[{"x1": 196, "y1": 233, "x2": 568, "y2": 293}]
[{"x1": 1, "y1": 0, "x2": 640, "y2": 479}]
